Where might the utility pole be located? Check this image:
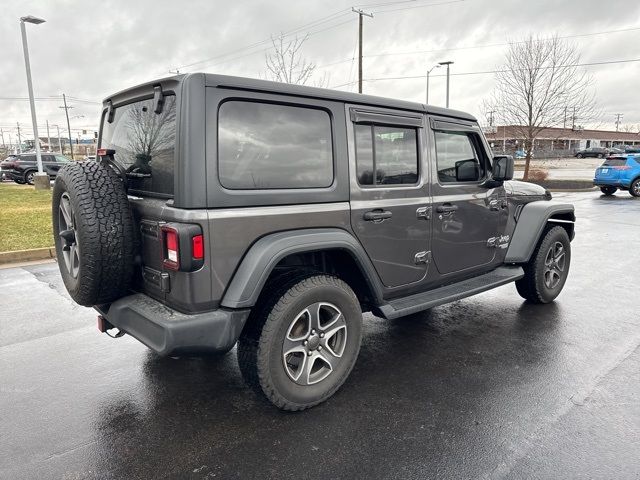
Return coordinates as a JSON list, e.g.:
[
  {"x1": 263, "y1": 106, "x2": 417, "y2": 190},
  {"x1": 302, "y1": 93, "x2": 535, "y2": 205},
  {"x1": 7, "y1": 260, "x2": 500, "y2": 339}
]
[
  {"x1": 0, "y1": 128, "x2": 5, "y2": 149},
  {"x1": 571, "y1": 106, "x2": 577, "y2": 130},
  {"x1": 614, "y1": 113, "x2": 623, "y2": 132},
  {"x1": 438, "y1": 61, "x2": 454, "y2": 108},
  {"x1": 46, "y1": 120, "x2": 51, "y2": 152},
  {"x1": 60, "y1": 93, "x2": 74, "y2": 159},
  {"x1": 352, "y1": 7, "x2": 373, "y2": 94},
  {"x1": 56, "y1": 125, "x2": 62, "y2": 154},
  {"x1": 487, "y1": 110, "x2": 496, "y2": 127},
  {"x1": 17, "y1": 122, "x2": 22, "y2": 153}
]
